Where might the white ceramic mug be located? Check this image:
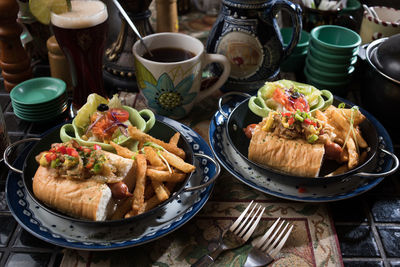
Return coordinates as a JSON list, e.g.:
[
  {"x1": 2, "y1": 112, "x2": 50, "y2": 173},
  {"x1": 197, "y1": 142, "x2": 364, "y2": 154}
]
[
  {"x1": 132, "y1": 33, "x2": 231, "y2": 119},
  {"x1": 360, "y1": 6, "x2": 400, "y2": 44}
]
